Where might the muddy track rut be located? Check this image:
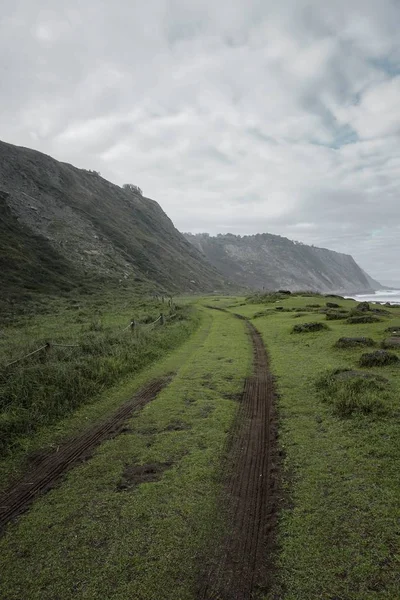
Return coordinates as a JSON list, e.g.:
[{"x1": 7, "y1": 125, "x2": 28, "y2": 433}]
[
  {"x1": 201, "y1": 314, "x2": 278, "y2": 600},
  {"x1": 0, "y1": 376, "x2": 172, "y2": 534}
]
